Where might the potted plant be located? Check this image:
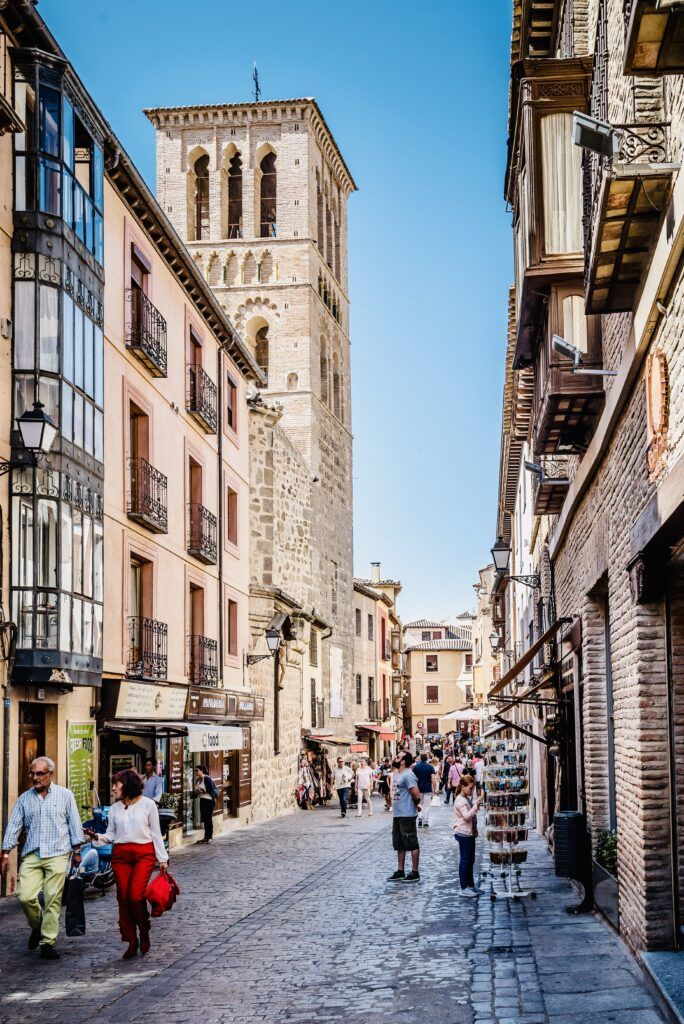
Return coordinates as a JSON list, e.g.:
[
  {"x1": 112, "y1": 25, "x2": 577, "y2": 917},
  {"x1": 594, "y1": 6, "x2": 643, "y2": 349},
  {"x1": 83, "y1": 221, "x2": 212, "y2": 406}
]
[
  {"x1": 158, "y1": 792, "x2": 180, "y2": 838},
  {"x1": 593, "y1": 828, "x2": 619, "y2": 928}
]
